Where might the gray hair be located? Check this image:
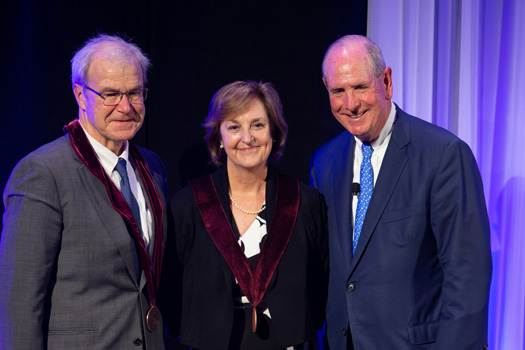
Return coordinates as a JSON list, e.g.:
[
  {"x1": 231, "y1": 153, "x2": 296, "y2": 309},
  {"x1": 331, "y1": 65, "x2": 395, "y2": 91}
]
[
  {"x1": 322, "y1": 35, "x2": 386, "y2": 80},
  {"x1": 71, "y1": 34, "x2": 151, "y2": 87}
]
